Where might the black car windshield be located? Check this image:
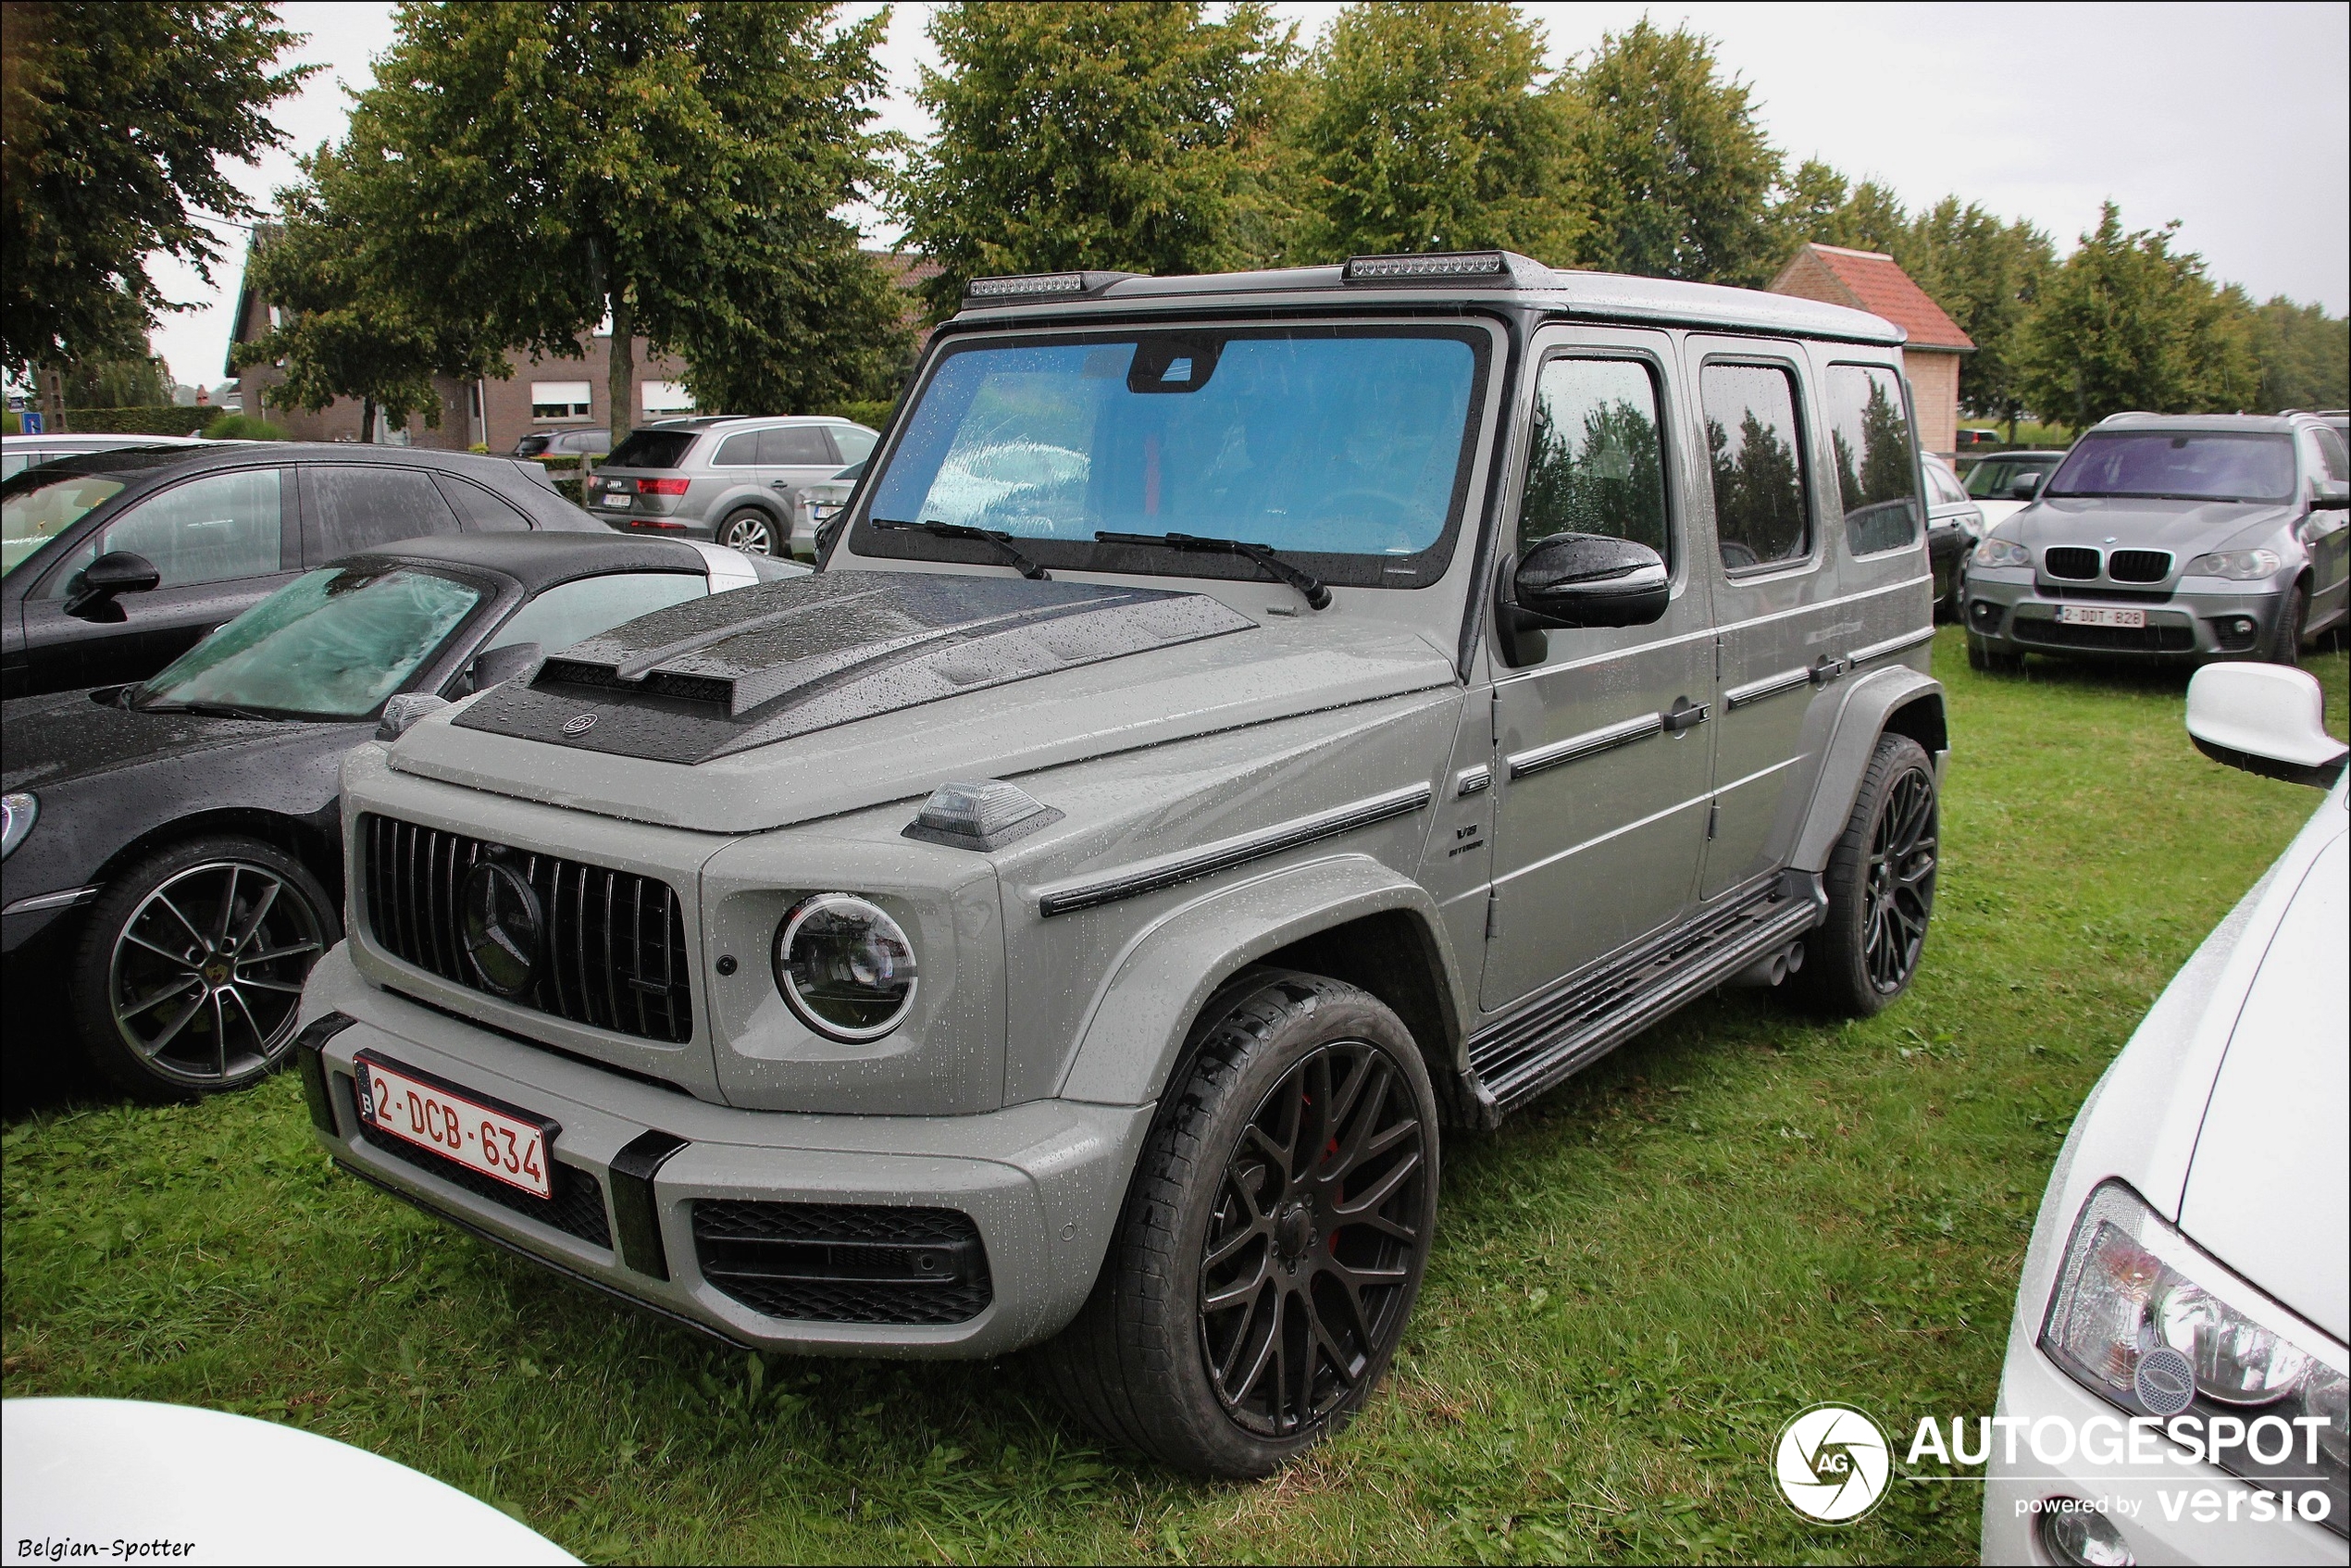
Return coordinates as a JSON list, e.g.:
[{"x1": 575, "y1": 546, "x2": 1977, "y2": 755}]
[
  {"x1": 858, "y1": 329, "x2": 1485, "y2": 584},
  {"x1": 2046, "y1": 431, "x2": 2295, "y2": 503},
  {"x1": 2, "y1": 470, "x2": 126, "y2": 578},
  {"x1": 135, "y1": 566, "x2": 483, "y2": 719}
]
